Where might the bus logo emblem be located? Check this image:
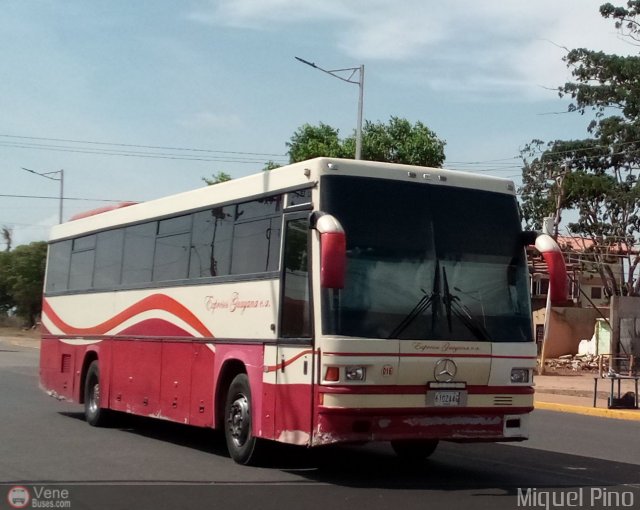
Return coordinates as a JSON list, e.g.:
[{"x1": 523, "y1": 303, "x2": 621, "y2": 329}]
[
  {"x1": 382, "y1": 365, "x2": 394, "y2": 377},
  {"x1": 7, "y1": 486, "x2": 30, "y2": 509},
  {"x1": 434, "y1": 359, "x2": 457, "y2": 382}
]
